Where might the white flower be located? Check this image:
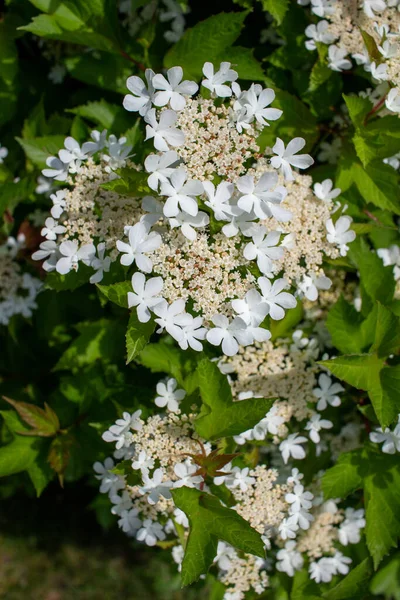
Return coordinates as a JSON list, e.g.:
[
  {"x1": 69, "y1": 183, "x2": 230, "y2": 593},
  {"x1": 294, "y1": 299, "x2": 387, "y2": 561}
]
[
  {"x1": 326, "y1": 216, "x2": 356, "y2": 256},
  {"x1": 270, "y1": 137, "x2": 314, "y2": 181},
  {"x1": 369, "y1": 61, "x2": 389, "y2": 82},
  {"x1": 116, "y1": 221, "x2": 161, "y2": 271},
  {"x1": 144, "y1": 108, "x2": 185, "y2": 151},
  {"x1": 287, "y1": 468, "x2": 304, "y2": 486},
  {"x1": 286, "y1": 484, "x2": 314, "y2": 513},
  {"x1": 102, "y1": 135, "x2": 132, "y2": 172},
  {"x1": 155, "y1": 377, "x2": 186, "y2": 412},
  {"x1": 36, "y1": 176, "x2": 52, "y2": 195},
  {"x1": 236, "y1": 172, "x2": 290, "y2": 220},
  {"x1": 55, "y1": 240, "x2": 95, "y2": 275},
  {"x1": 93, "y1": 457, "x2": 124, "y2": 495},
  {"x1": 168, "y1": 210, "x2": 209, "y2": 240},
  {"x1": 238, "y1": 84, "x2": 282, "y2": 127},
  {"x1": 386, "y1": 88, "x2": 400, "y2": 114},
  {"x1": 160, "y1": 168, "x2": 203, "y2": 217},
  {"x1": 276, "y1": 541, "x2": 304, "y2": 577},
  {"x1": 50, "y1": 190, "x2": 67, "y2": 219},
  {"x1": 123, "y1": 69, "x2": 155, "y2": 116},
  {"x1": 0, "y1": 143, "x2": 8, "y2": 163},
  {"x1": 305, "y1": 20, "x2": 337, "y2": 51},
  {"x1": 141, "y1": 195, "x2": 164, "y2": 227},
  {"x1": 331, "y1": 551, "x2": 352, "y2": 575},
  {"x1": 305, "y1": 414, "x2": 333, "y2": 443},
  {"x1": 172, "y1": 545, "x2": 184, "y2": 571},
  {"x1": 279, "y1": 516, "x2": 299, "y2": 540},
  {"x1": 139, "y1": 467, "x2": 172, "y2": 505},
  {"x1": 128, "y1": 272, "x2": 164, "y2": 323},
  {"x1": 214, "y1": 542, "x2": 237, "y2": 571},
  {"x1": 244, "y1": 228, "x2": 284, "y2": 276},
  {"x1": 206, "y1": 314, "x2": 253, "y2": 356},
  {"x1": 132, "y1": 450, "x2": 155, "y2": 471},
  {"x1": 258, "y1": 277, "x2": 297, "y2": 320},
  {"x1": 310, "y1": 557, "x2": 336, "y2": 583},
  {"x1": 153, "y1": 66, "x2": 198, "y2": 110},
  {"x1": 328, "y1": 45, "x2": 352, "y2": 72},
  {"x1": 318, "y1": 138, "x2": 342, "y2": 163},
  {"x1": 90, "y1": 242, "x2": 111, "y2": 284},
  {"x1": 378, "y1": 40, "x2": 398, "y2": 59},
  {"x1": 173, "y1": 461, "x2": 203, "y2": 488},
  {"x1": 226, "y1": 467, "x2": 255, "y2": 492},
  {"x1": 363, "y1": 0, "x2": 387, "y2": 17},
  {"x1": 118, "y1": 508, "x2": 142, "y2": 535},
  {"x1": 41, "y1": 217, "x2": 66, "y2": 241},
  {"x1": 313, "y1": 373, "x2": 344, "y2": 411},
  {"x1": 84, "y1": 129, "x2": 107, "y2": 154},
  {"x1": 102, "y1": 410, "x2": 142, "y2": 450},
  {"x1": 377, "y1": 245, "x2": 400, "y2": 280},
  {"x1": 201, "y1": 61, "x2": 238, "y2": 97},
  {"x1": 179, "y1": 315, "x2": 207, "y2": 351},
  {"x1": 42, "y1": 155, "x2": 69, "y2": 181},
  {"x1": 310, "y1": 0, "x2": 336, "y2": 17},
  {"x1": 110, "y1": 490, "x2": 133, "y2": 515},
  {"x1": 145, "y1": 150, "x2": 180, "y2": 191},
  {"x1": 136, "y1": 519, "x2": 166, "y2": 546},
  {"x1": 338, "y1": 508, "x2": 366, "y2": 545},
  {"x1": 370, "y1": 419, "x2": 400, "y2": 454},
  {"x1": 313, "y1": 179, "x2": 341, "y2": 202},
  {"x1": 232, "y1": 288, "x2": 269, "y2": 327},
  {"x1": 174, "y1": 507, "x2": 189, "y2": 528},
  {"x1": 203, "y1": 181, "x2": 235, "y2": 221},
  {"x1": 153, "y1": 298, "x2": 191, "y2": 343},
  {"x1": 297, "y1": 273, "x2": 332, "y2": 302},
  {"x1": 32, "y1": 240, "x2": 59, "y2": 272},
  {"x1": 279, "y1": 433, "x2": 307, "y2": 464},
  {"x1": 261, "y1": 406, "x2": 285, "y2": 436},
  {"x1": 58, "y1": 136, "x2": 92, "y2": 164}
]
